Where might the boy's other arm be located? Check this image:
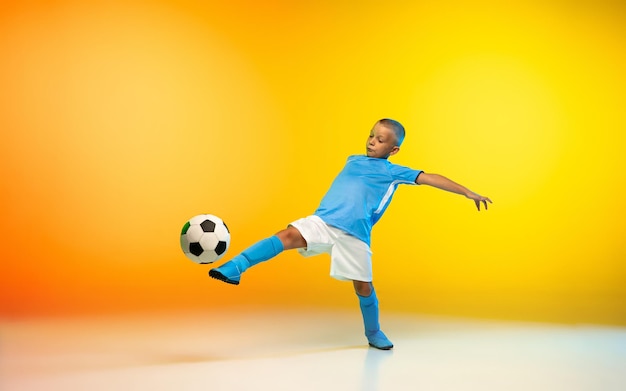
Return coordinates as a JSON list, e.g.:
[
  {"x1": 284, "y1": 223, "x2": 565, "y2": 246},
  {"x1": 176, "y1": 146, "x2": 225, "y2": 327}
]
[{"x1": 416, "y1": 172, "x2": 492, "y2": 211}]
